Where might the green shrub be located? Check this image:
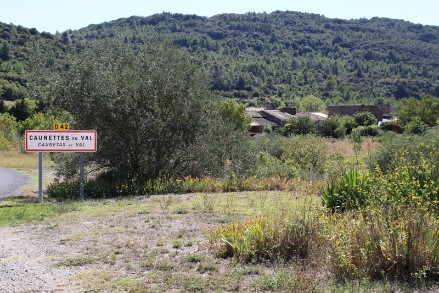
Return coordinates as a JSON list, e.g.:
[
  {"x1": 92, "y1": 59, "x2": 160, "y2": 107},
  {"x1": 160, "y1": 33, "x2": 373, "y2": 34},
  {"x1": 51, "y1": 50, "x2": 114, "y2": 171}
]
[
  {"x1": 373, "y1": 150, "x2": 439, "y2": 213},
  {"x1": 320, "y1": 168, "x2": 371, "y2": 212},
  {"x1": 353, "y1": 111, "x2": 377, "y2": 127},
  {"x1": 372, "y1": 130, "x2": 439, "y2": 179},
  {"x1": 404, "y1": 116, "x2": 429, "y2": 135},
  {"x1": 46, "y1": 179, "x2": 138, "y2": 200},
  {"x1": 280, "y1": 135, "x2": 328, "y2": 177},
  {"x1": 319, "y1": 118, "x2": 342, "y2": 138},
  {"x1": 325, "y1": 204, "x2": 439, "y2": 281},
  {"x1": 0, "y1": 113, "x2": 17, "y2": 150},
  {"x1": 254, "y1": 152, "x2": 298, "y2": 178},
  {"x1": 321, "y1": 140, "x2": 439, "y2": 281},
  {"x1": 381, "y1": 120, "x2": 403, "y2": 133},
  {"x1": 280, "y1": 116, "x2": 316, "y2": 136},
  {"x1": 354, "y1": 125, "x2": 380, "y2": 137}
]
